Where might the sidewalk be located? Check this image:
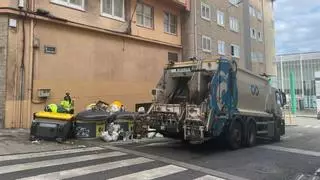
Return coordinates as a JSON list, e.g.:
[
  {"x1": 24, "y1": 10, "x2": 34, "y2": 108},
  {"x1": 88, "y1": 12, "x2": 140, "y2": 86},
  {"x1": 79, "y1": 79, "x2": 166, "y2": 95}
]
[
  {"x1": 0, "y1": 129, "x2": 80, "y2": 155},
  {"x1": 0, "y1": 129, "x2": 168, "y2": 155}
]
